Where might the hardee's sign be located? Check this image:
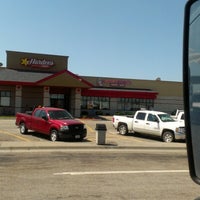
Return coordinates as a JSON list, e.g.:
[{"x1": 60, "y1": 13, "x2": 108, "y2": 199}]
[{"x1": 21, "y1": 58, "x2": 55, "y2": 69}]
